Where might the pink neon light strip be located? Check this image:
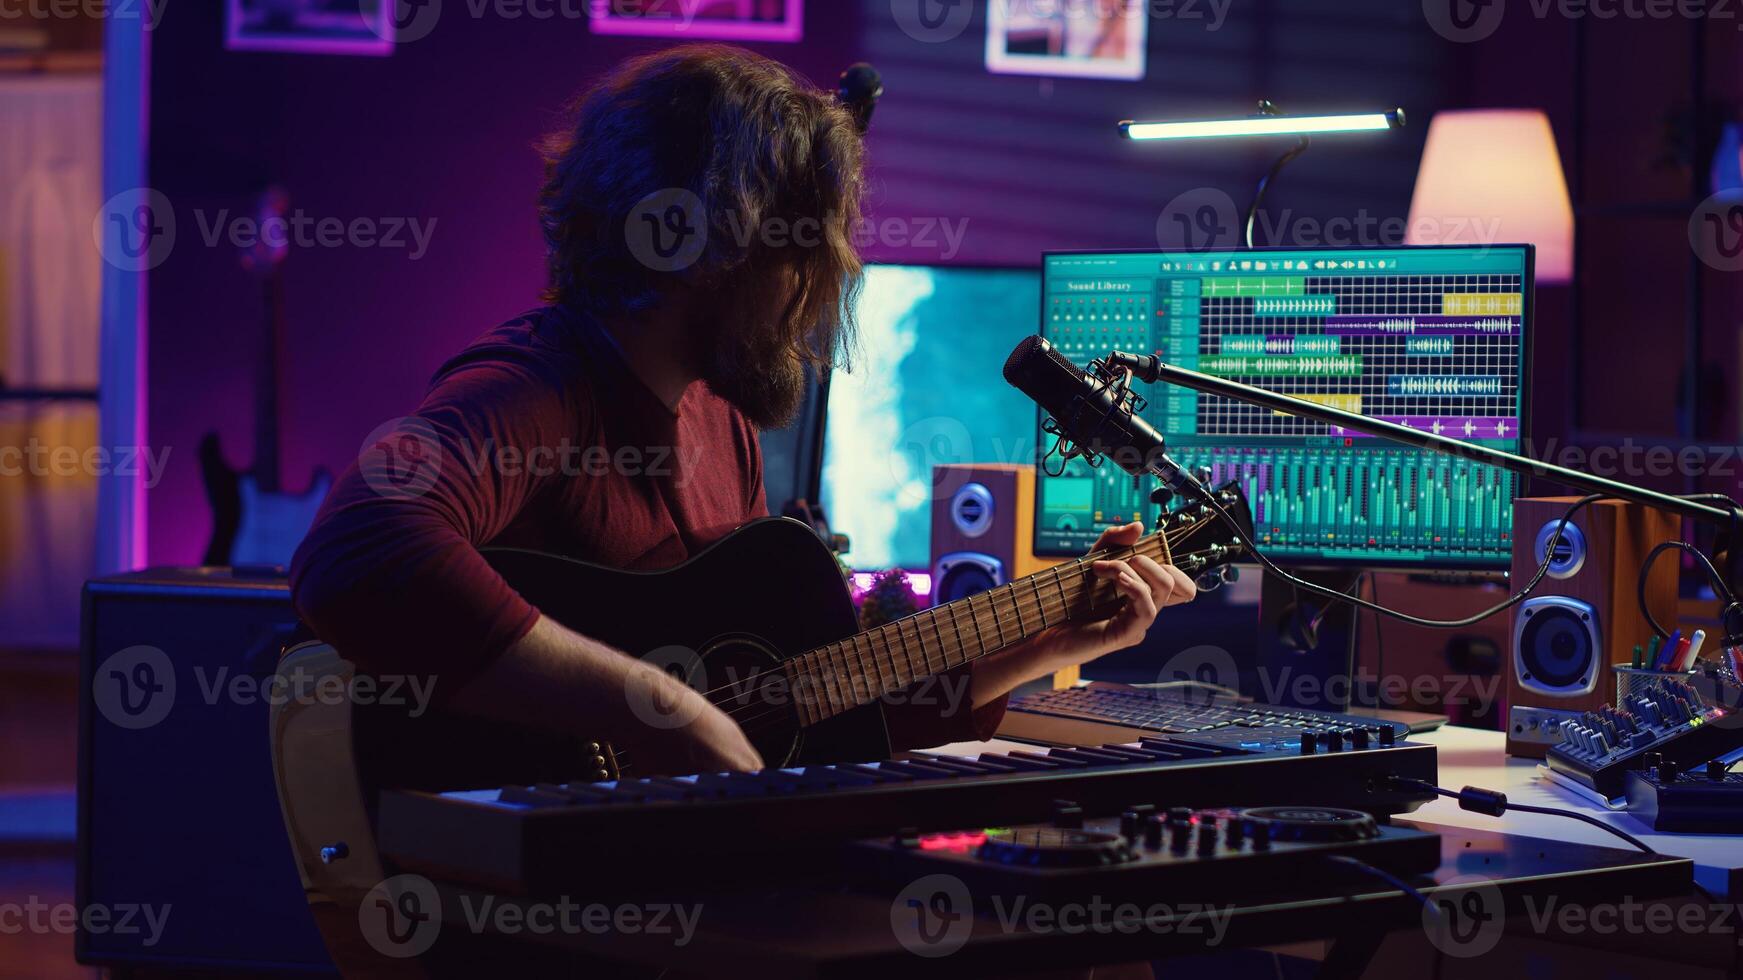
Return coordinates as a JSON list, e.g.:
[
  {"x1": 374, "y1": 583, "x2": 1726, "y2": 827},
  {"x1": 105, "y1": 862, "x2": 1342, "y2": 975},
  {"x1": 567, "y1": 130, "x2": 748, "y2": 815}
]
[{"x1": 851, "y1": 573, "x2": 934, "y2": 598}]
